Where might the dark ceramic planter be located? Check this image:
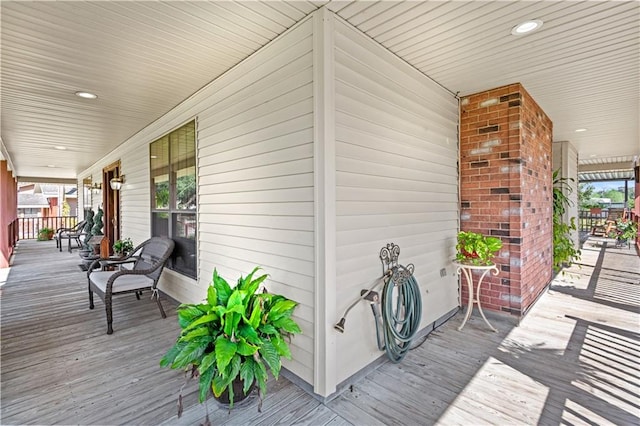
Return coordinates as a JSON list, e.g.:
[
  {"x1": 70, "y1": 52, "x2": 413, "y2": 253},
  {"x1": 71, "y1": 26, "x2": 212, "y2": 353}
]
[{"x1": 215, "y1": 377, "x2": 256, "y2": 407}]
